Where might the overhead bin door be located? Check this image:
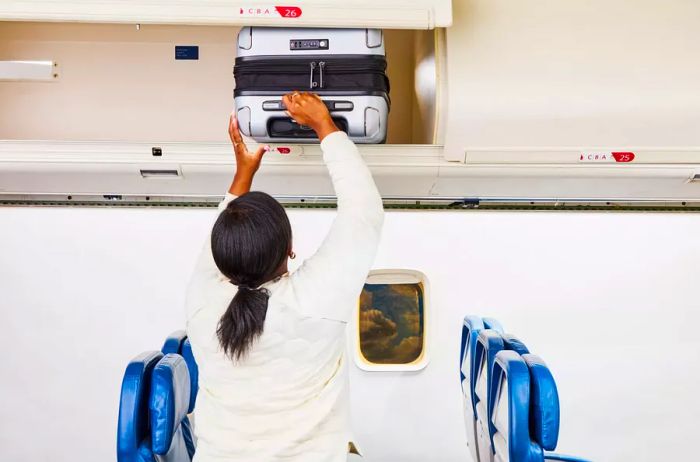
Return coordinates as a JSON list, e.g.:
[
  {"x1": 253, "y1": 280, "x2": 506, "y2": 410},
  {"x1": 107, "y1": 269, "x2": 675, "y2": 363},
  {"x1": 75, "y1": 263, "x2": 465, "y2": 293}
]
[{"x1": 0, "y1": 0, "x2": 452, "y2": 29}]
